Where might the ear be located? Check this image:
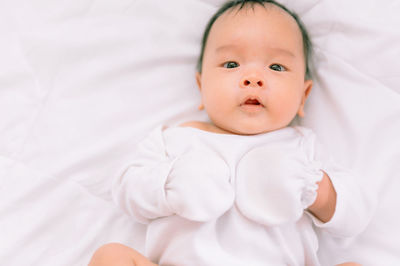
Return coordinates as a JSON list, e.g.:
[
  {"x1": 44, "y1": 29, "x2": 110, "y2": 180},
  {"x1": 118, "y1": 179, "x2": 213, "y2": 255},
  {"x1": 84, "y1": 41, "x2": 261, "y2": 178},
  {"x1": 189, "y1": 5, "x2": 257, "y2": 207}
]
[
  {"x1": 195, "y1": 72, "x2": 204, "y2": 111},
  {"x1": 195, "y1": 72, "x2": 202, "y2": 91},
  {"x1": 297, "y1": 79, "x2": 313, "y2": 118}
]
